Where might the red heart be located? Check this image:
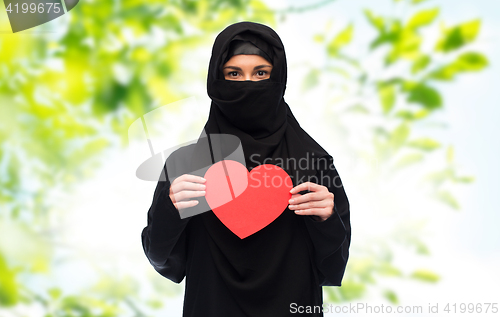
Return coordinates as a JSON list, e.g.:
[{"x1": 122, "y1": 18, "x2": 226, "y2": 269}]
[{"x1": 204, "y1": 160, "x2": 293, "y2": 239}]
